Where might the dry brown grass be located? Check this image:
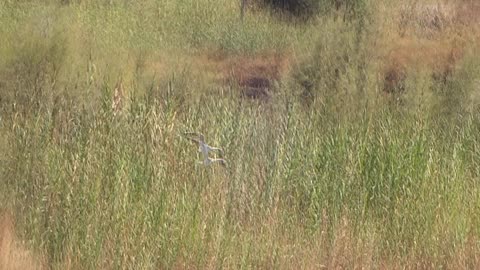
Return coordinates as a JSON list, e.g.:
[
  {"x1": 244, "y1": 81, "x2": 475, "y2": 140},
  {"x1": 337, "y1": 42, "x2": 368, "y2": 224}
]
[
  {"x1": 379, "y1": 0, "x2": 479, "y2": 93},
  {"x1": 382, "y1": 37, "x2": 464, "y2": 92},
  {"x1": 195, "y1": 51, "x2": 290, "y2": 99},
  {"x1": 0, "y1": 212, "x2": 44, "y2": 270},
  {"x1": 454, "y1": 0, "x2": 480, "y2": 26}
]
